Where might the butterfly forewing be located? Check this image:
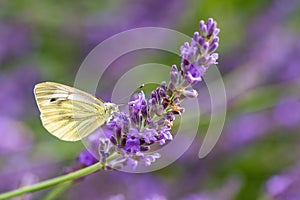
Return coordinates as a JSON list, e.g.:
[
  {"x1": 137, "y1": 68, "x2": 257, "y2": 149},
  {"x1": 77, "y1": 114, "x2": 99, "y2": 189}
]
[{"x1": 34, "y1": 82, "x2": 107, "y2": 141}]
